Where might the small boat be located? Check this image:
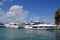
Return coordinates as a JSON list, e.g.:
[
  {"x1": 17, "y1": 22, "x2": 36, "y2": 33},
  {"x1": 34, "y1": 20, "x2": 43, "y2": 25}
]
[
  {"x1": 24, "y1": 24, "x2": 56, "y2": 29},
  {"x1": 4, "y1": 22, "x2": 19, "y2": 28}
]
